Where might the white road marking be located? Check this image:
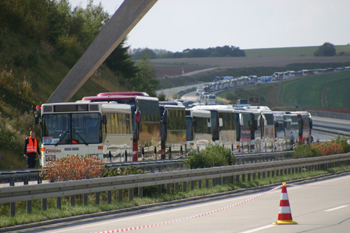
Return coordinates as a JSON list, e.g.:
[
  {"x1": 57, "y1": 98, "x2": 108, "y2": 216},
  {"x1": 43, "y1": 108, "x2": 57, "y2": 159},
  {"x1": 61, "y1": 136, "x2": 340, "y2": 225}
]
[
  {"x1": 239, "y1": 224, "x2": 275, "y2": 233},
  {"x1": 325, "y1": 205, "x2": 348, "y2": 212}
]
